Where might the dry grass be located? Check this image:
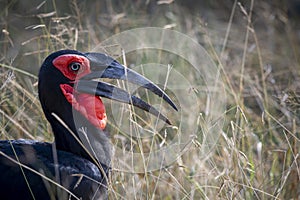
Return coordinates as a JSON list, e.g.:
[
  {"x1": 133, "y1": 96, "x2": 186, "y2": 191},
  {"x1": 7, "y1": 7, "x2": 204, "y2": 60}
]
[{"x1": 1, "y1": 0, "x2": 300, "y2": 199}]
